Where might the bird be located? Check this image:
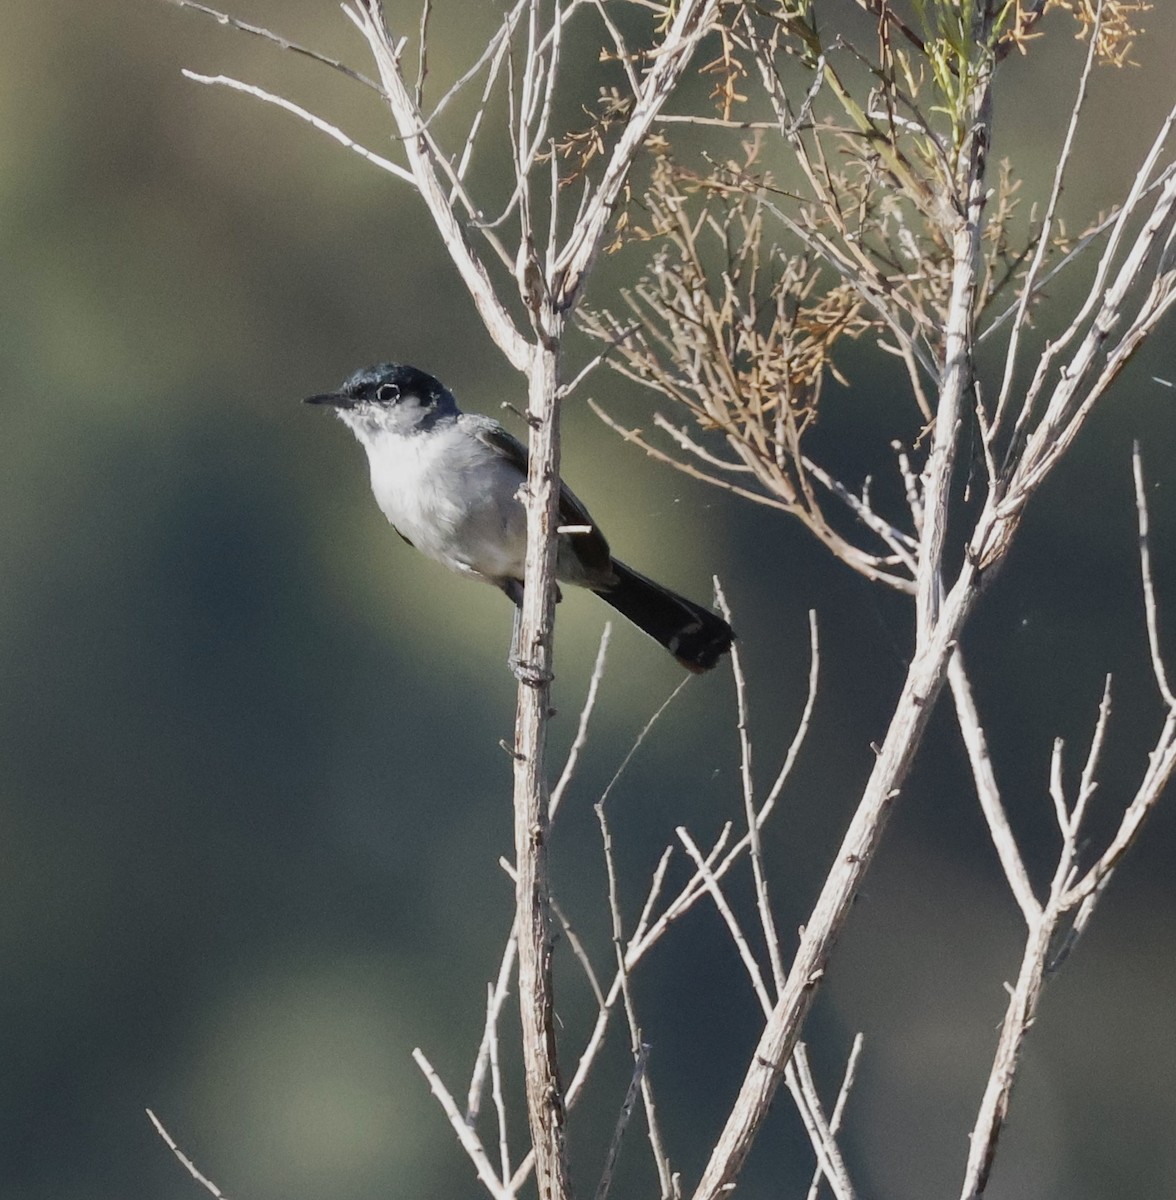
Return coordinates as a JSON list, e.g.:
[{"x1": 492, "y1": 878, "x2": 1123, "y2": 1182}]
[{"x1": 304, "y1": 362, "x2": 734, "y2": 676}]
